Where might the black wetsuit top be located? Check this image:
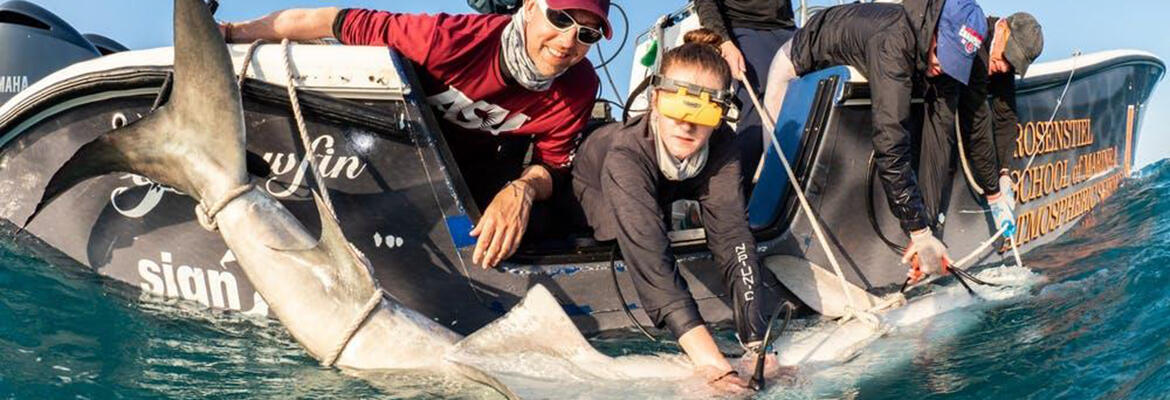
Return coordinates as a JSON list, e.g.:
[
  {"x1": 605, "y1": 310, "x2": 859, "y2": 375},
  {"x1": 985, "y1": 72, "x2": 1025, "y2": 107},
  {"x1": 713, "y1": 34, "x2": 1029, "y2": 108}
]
[
  {"x1": 693, "y1": 0, "x2": 796, "y2": 42},
  {"x1": 788, "y1": 0, "x2": 995, "y2": 232},
  {"x1": 572, "y1": 115, "x2": 771, "y2": 343}
]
